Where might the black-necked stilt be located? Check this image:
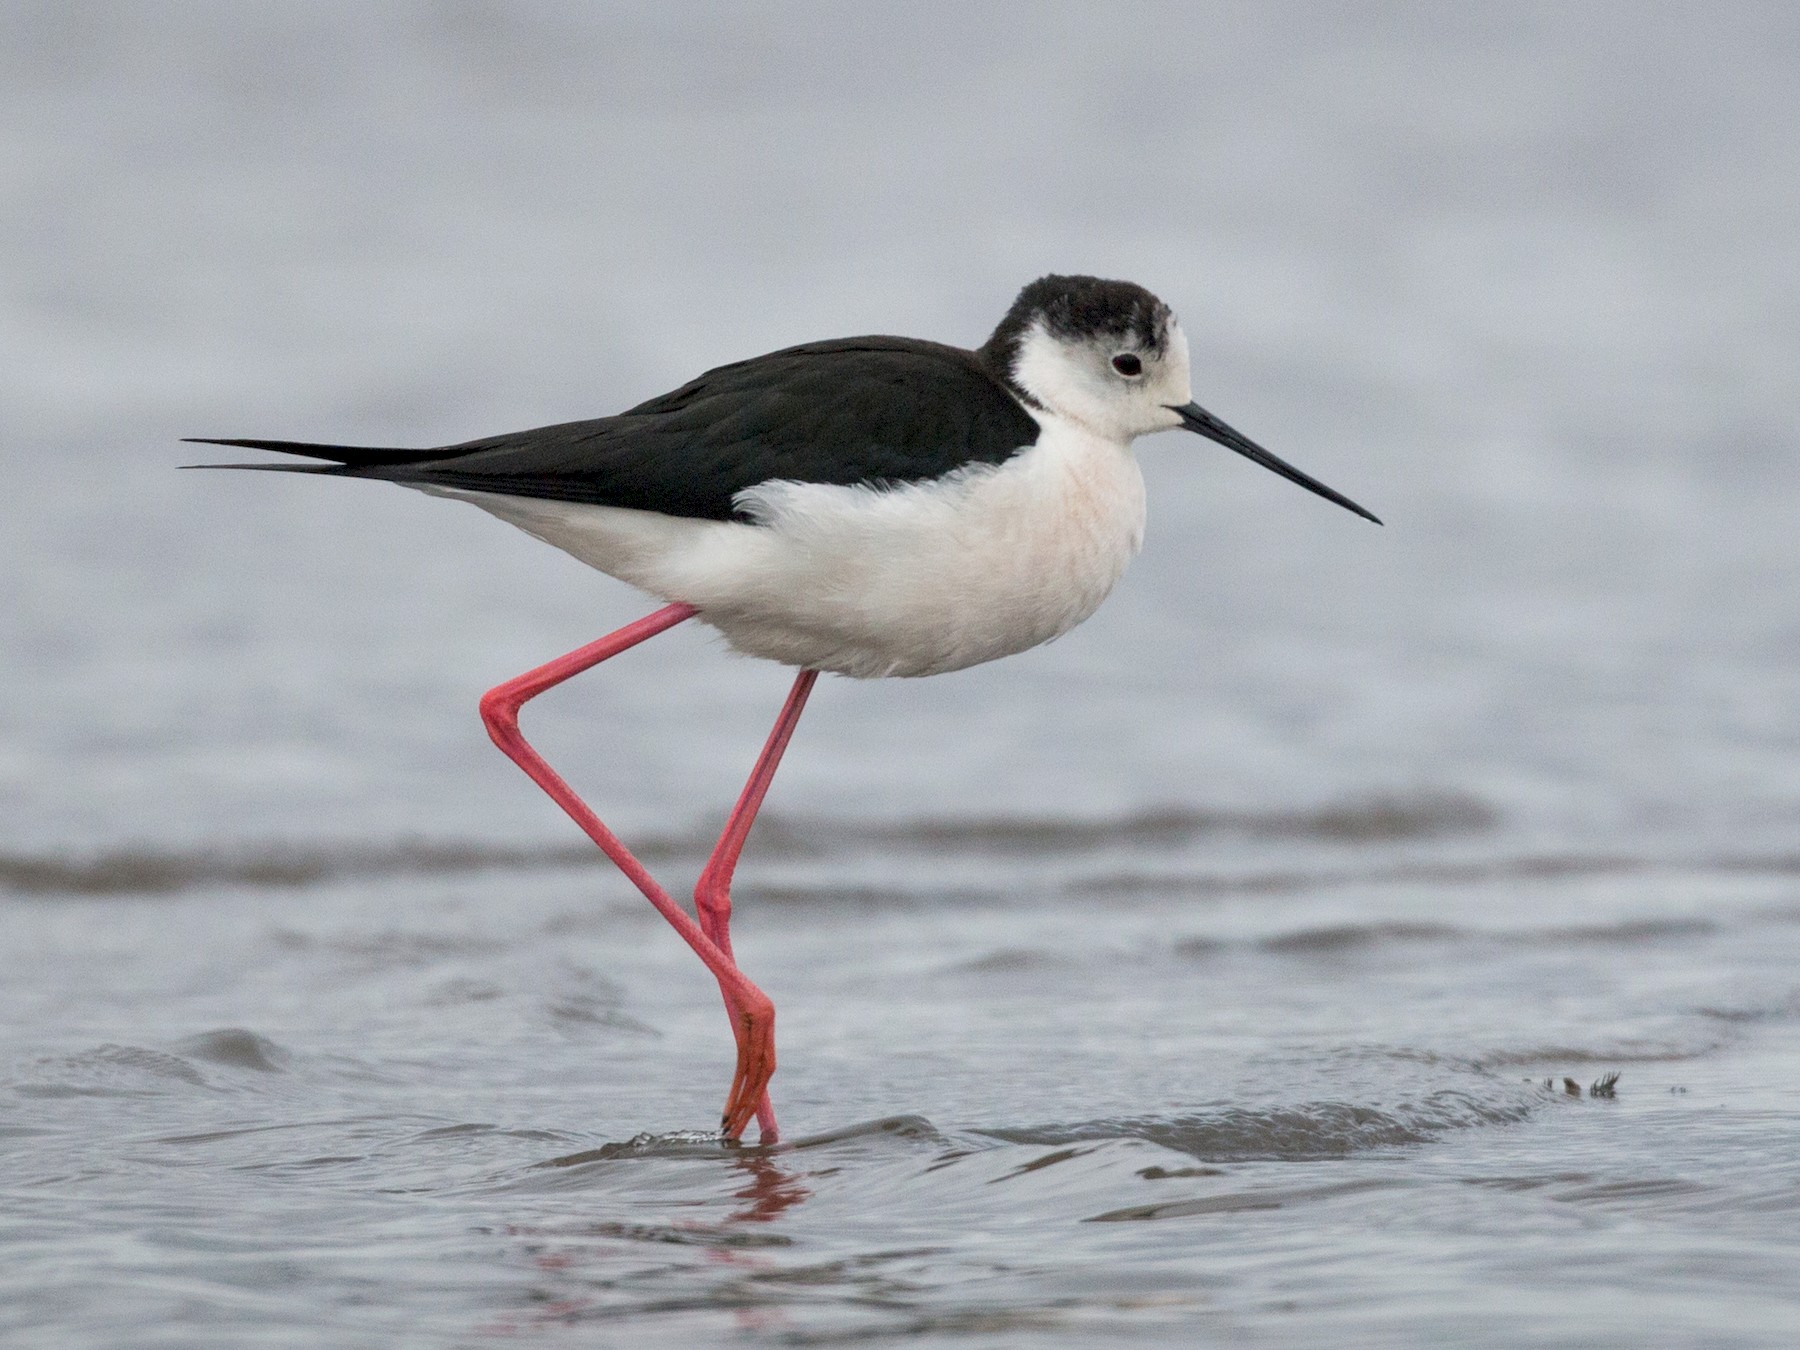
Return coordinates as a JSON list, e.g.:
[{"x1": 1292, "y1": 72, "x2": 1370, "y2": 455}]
[{"x1": 189, "y1": 274, "x2": 1379, "y2": 1142}]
